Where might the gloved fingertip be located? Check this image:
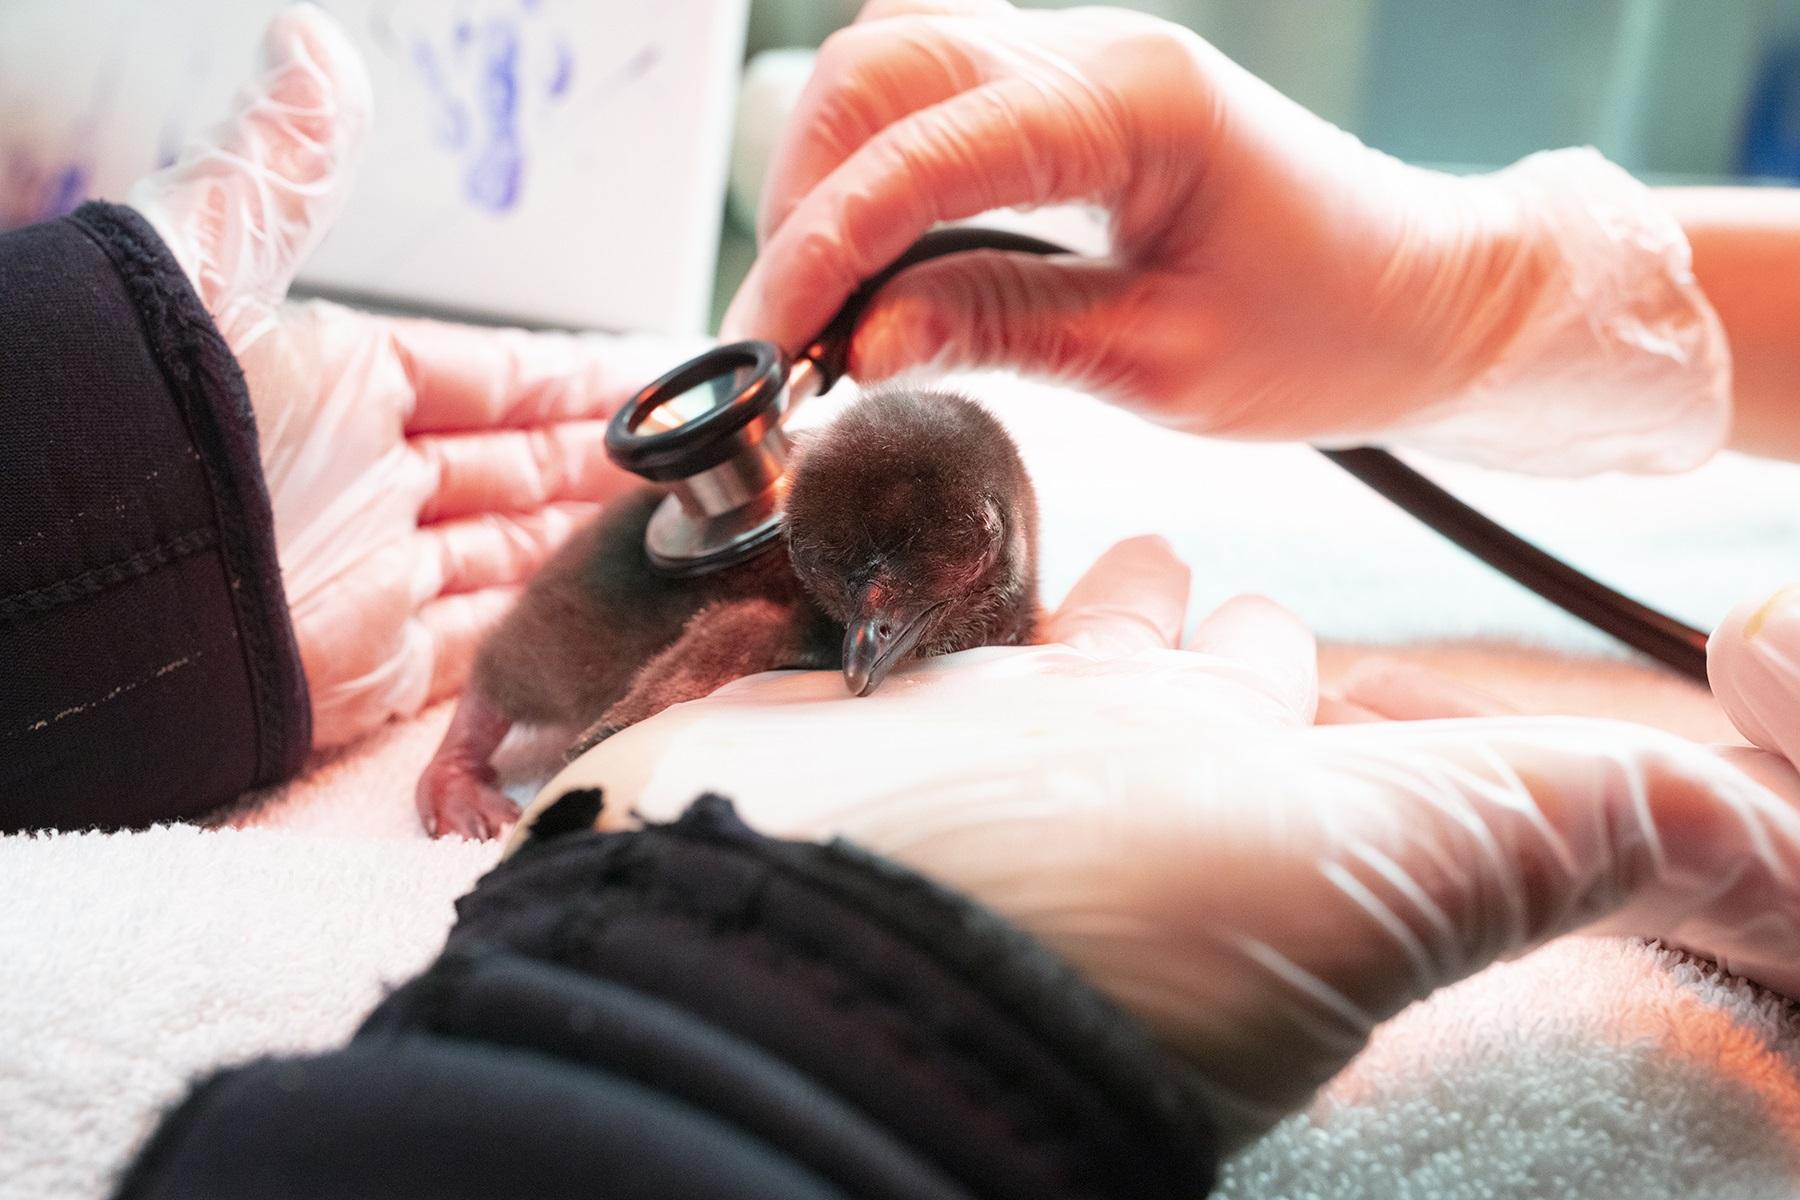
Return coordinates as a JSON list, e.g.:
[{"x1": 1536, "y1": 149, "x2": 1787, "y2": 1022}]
[
  {"x1": 1045, "y1": 535, "x2": 1191, "y2": 654},
  {"x1": 1059, "y1": 535, "x2": 1189, "y2": 603},
  {"x1": 1108, "y1": 532, "x2": 1181, "y2": 564},
  {"x1": 1708, "y1": 583, "x2": 1800, "y2": 762},
  {"x1": 259, "y1": 2, "x2": 375, "y2": 137},
  {"x1": 1091, "y1": 534, "x2": 1192, "y2": 596},
  {"x1": 1186, "y1": 594, "x2": 1318, "y2": 723},
  {"x1": 1737, "y1": 582, "x2": 1800, "y2": 645},
  {"x1": 1186, "y1": 594, "x2": 1311, "y2": 650}
]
